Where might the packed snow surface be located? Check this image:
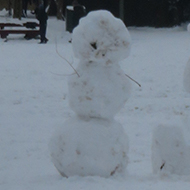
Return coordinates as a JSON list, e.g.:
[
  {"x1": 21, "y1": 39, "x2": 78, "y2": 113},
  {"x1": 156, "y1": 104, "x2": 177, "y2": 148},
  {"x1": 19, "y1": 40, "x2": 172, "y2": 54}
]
[{"x1": 1, "y1": 9, "x2": 190, "y2": 190}]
